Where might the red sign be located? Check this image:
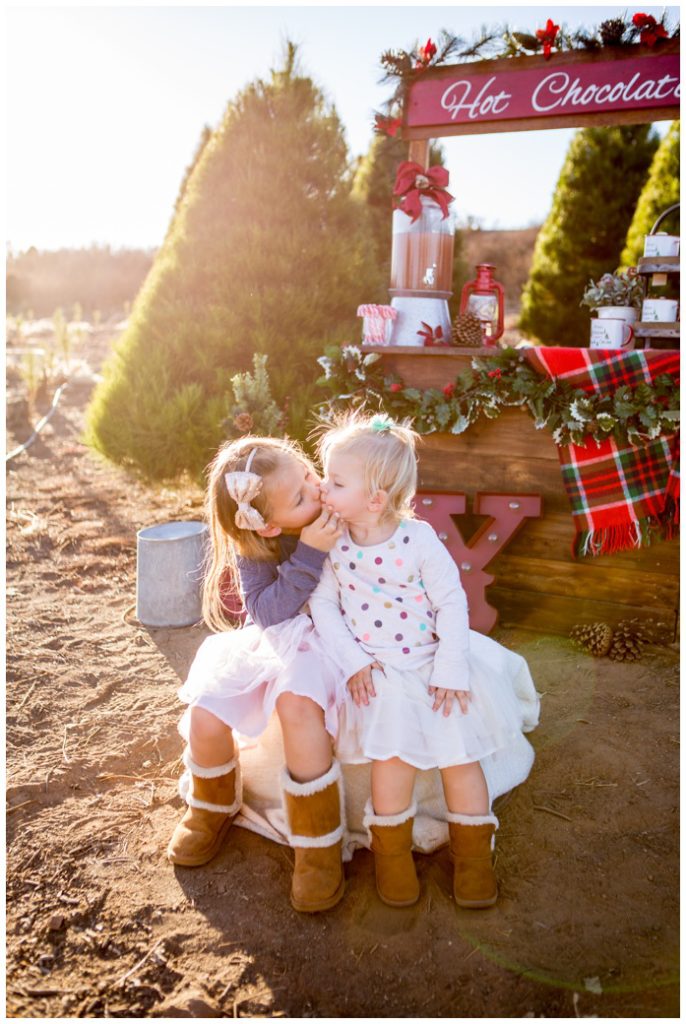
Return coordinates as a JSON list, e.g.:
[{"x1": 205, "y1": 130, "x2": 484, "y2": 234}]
[{"x1": 407, "y1": 52, "x2": 680, "y2": 130}]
